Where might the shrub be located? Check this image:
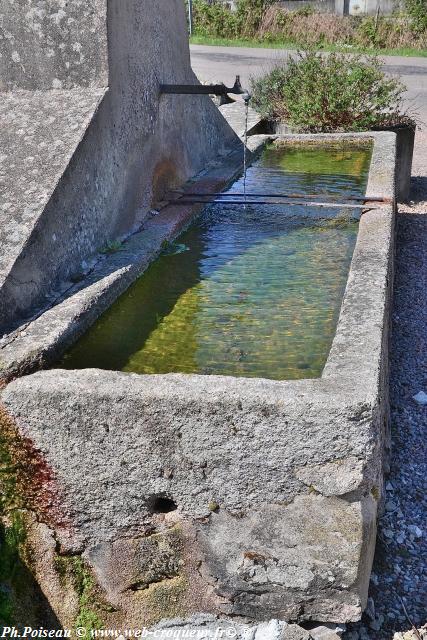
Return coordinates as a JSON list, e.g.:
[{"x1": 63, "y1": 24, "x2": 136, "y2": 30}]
[
  {"x1": 190, "y1": 1, "x2": 427, "y2": 50},
  {"x1": 405, "y1": 0, "x2": 427, "y2": 34},
  {"x1": 192, "y1": 0, "x2": 240, "y2": 38},
  {"x1": 354, "y1": 13, "x2": 426, "y2": 49},
  {"x1": 356, "y1": 16, "x2": 385, "y2": 48},
  {"x1": 259, "y1": 7, "x2": 355, "y2": 47},
  {"x1": 192, "y1": 0, "x2": 274, "y2": 39},
  {"x1": 250, "y1": 51, "x2": 412, "y2": 133},
  {"x1": 235, "y1": 0, "x2": 276, "y2": 37},
  {"x1": 249, "y1": 65, "x2": 289, "y2": 120}
]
